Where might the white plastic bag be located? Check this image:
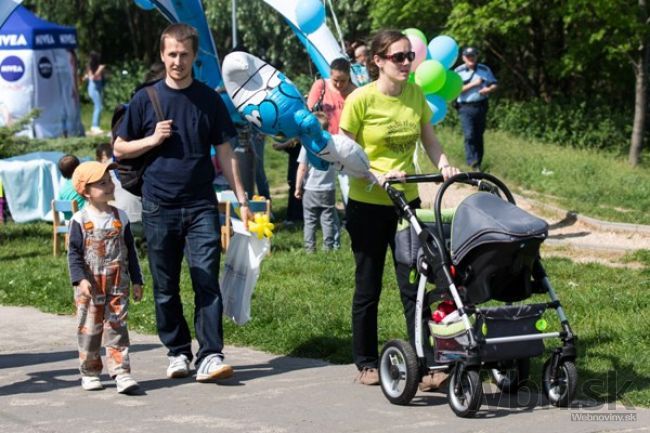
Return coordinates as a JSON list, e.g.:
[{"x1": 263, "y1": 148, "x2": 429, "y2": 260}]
[{"x1": 220, "y1": 231, "x2": 270, "y2": 325}]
